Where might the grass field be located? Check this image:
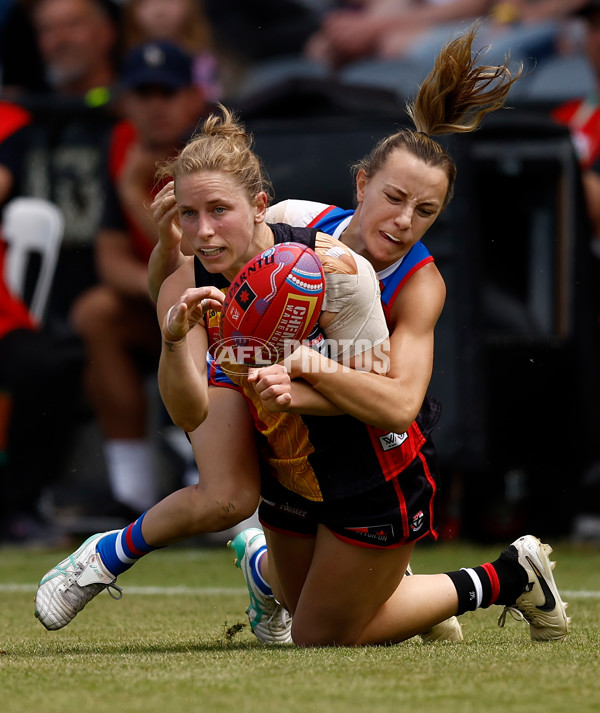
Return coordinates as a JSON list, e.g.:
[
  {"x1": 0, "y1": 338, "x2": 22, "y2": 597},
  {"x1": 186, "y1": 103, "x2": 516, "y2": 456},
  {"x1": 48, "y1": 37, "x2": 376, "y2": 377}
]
[{"x1": 1, "y1": 539, "x2": 599, "y2": 713}]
